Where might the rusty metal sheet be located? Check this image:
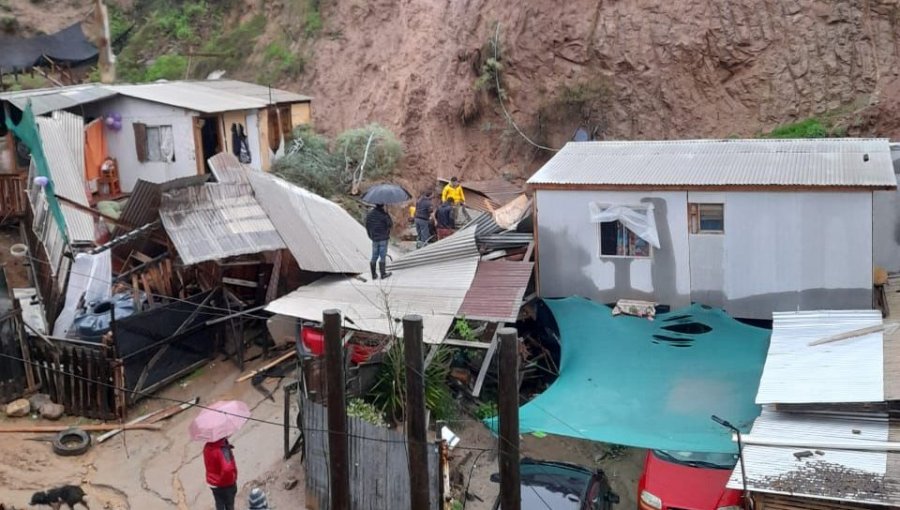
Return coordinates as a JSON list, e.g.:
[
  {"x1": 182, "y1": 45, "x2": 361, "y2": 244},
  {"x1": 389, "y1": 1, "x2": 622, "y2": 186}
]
[{"x1": 458, "y1": 260, "x2": 533, "y2": 322}]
